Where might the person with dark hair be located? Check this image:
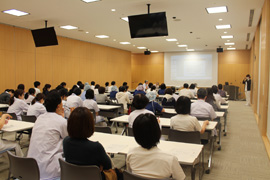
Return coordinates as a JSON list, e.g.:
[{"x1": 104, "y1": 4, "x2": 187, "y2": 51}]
[
  {"x1": 127, "y1": 113, "x2": 185, "y2": 180},
  {"x1": 128, "y1": 94, "x2": 154, "y2": 127},
  {"x1": 205, "y1": 88, "x2": 218, "y2": 111},
  {"x1": 191, "y1": 88, "x2": 217, "y2": 120},
  {"x1": 0, "y1": 89, "x2": 14, "y2": 104},
  {"x1": 17, "y1": 84, "x2": 25, "y2": 93},
  {"x1": 116, "y1": 86, "x2": 131, "y2": 113},
  {"x1": 105, "y1": 82, "x2": 110, "y2": 92},
  {"x1": 146, "y1": 82, "x2": 153, "y2": 93},
  {"x1": 143, "y1": 80, "x2": 149, "y2": 91},
  {"x1": 90, "y1": 81, "x2": 95, "y2": 89},
  {"x1": 123, "y1": 82, "x2": 128, "y2": 86},
  {"x1": 179, "y1": 83, "x2": 195, "y2": 98},
  {"x1": 34, "y1": 81, "x2": 41, "y2": 95},
  {"x1": 162, "y1": 88, "x2": 176, "y2": 106},
  {"x1": 109, "y1": 86, "x2": 118, "y2": 99},
  {"x1": 28, "y1": 91, "x2": 67, "y2": 180},
  {"x1": 60, "y1": 82, "x2": 67, "y2": 88},
  {"x1": 146, "y1": 91, "x2": 165, "y2": 113},
  {"x1": 212, "y1": 85, "x2": 226, "y2": 109},
  {"x1": 79, "y1": 83, "x2": 84, "y2": 90},
  {"x1": 81, "y1": 83, "x2": 91, "y2": 101},
  {"x1": 83, "y1": 89, "x2": 106, "y2": 125},
  {"x1": 108, "y1": 81, "x2": 118, "y2": 92},
  {"x1": 94, "y1": 84, "x2": 100, "y2": 95},
  {"x1": 172, "y1": 96, "x2": 209, "y2": 134},
  {"x1": 43, "y1": 84, "x2": 51, "y2": 96},
  {"x1": 25, "y1": 88, "x2": 36, "y2": 104},
  {"x1": 134, "y1": 84, "x2": 146, "y2": 96},
  {"x1": 56, "y1": 85, "x2": 63, "y2": 91},
  {"x1": 59, "y1": 88, "x2": 71, "y2": 119},
  {"x1": 189, "y1": 84, "x2": 197, "y2": 97},
  {"x1": 77, "y1": 81, "x2": 83, "y2": 88},
  {"x1": 67, "y1": 87, "x2": 83, "y2": 108},
  {"x1": 7, "y1": 89, "x2": 29, "y2": 120},
  {"x1": 0, "y1": 114, "x2": 24, "y2": 157},
  {"x1": 243, "y1": 74, "x2": 251, "y2": 106},
  {"x1": 158, "y1": 83, "x2": 166, "y2": 95},
  {"x1": 68, "y1": 85, "x2": 77, "y2": 96},
  {"x1": 171, "y1": 86, "x2": 179, "y2": 101},
  {"x1": 217, "y1": 84, "x2": 226, "y2": 97},
  {"x1": 63, "y1": 107, "x2": 112, "y2": 175},
  {"x1": 27, "y1": 93, "x2": 46, "y2": 118},
  {"x1": 96, "y1": 86, "x2": 110, "y2": 103}
]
